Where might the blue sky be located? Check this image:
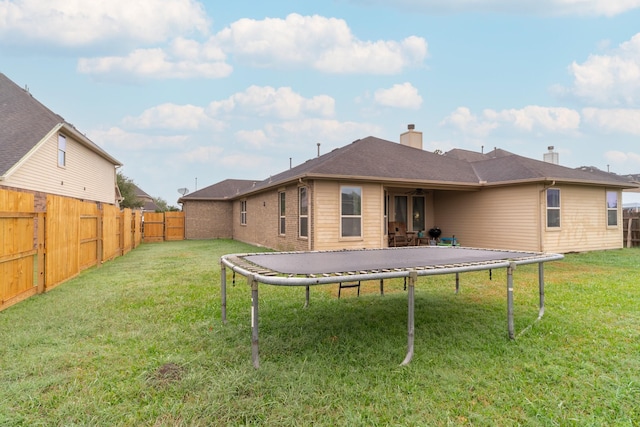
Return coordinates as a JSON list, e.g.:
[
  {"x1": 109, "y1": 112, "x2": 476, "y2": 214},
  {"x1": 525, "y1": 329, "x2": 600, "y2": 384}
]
[{"x1": 2, "y1": 0, "x2": 640, "y2": 205}]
